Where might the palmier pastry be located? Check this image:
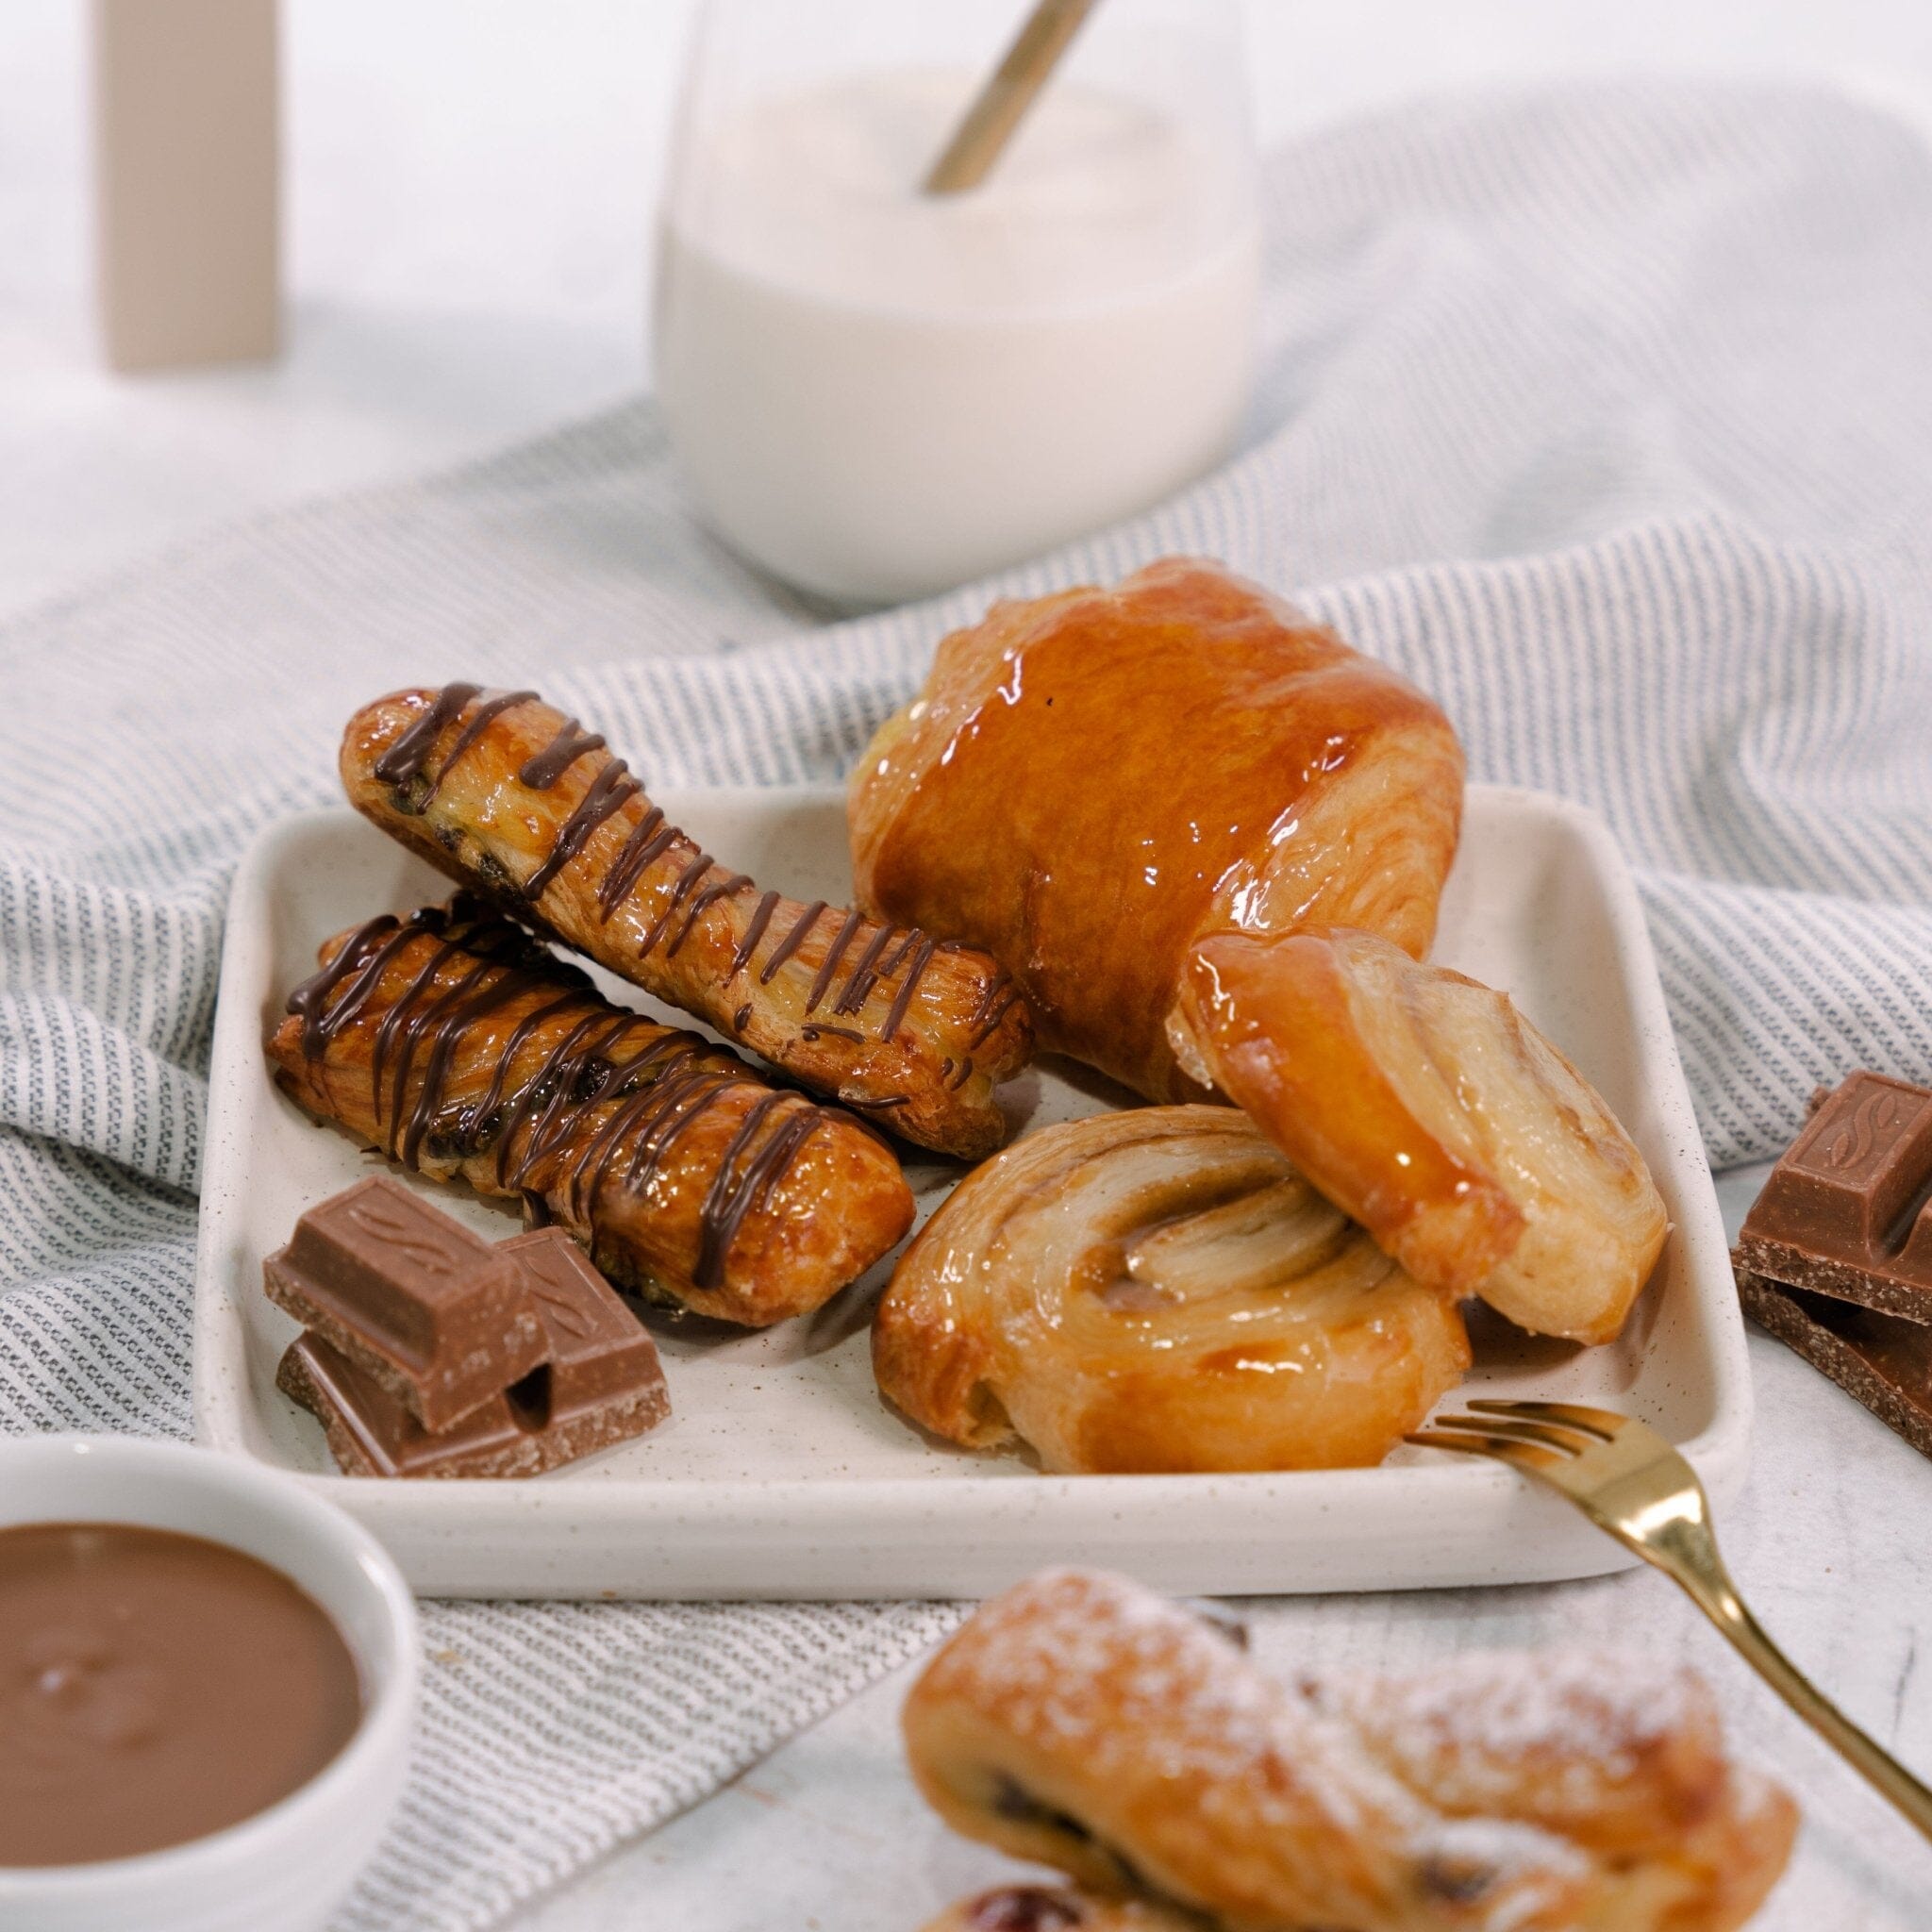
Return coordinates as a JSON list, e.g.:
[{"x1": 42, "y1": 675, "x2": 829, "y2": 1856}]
[
  {"x1": 903, "y1": 1568, "x2": 1796, "y2": 1932},
  {"x1": 1172, "y1": 927, "x2": 1669, "y2": 1342},
  {"x1": 872, "y1": 1108, "x2": 1469, "y2": 1473},
  {"x1": 847, "y1": 558, "x2": 1464, "y2": 1102},
  {"x1": 265, "y1": 897, "x2": 913, "y2": 1325},
  {"x1": 341, "y1": 683, "x2": 1032, "y2": 1159}
]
